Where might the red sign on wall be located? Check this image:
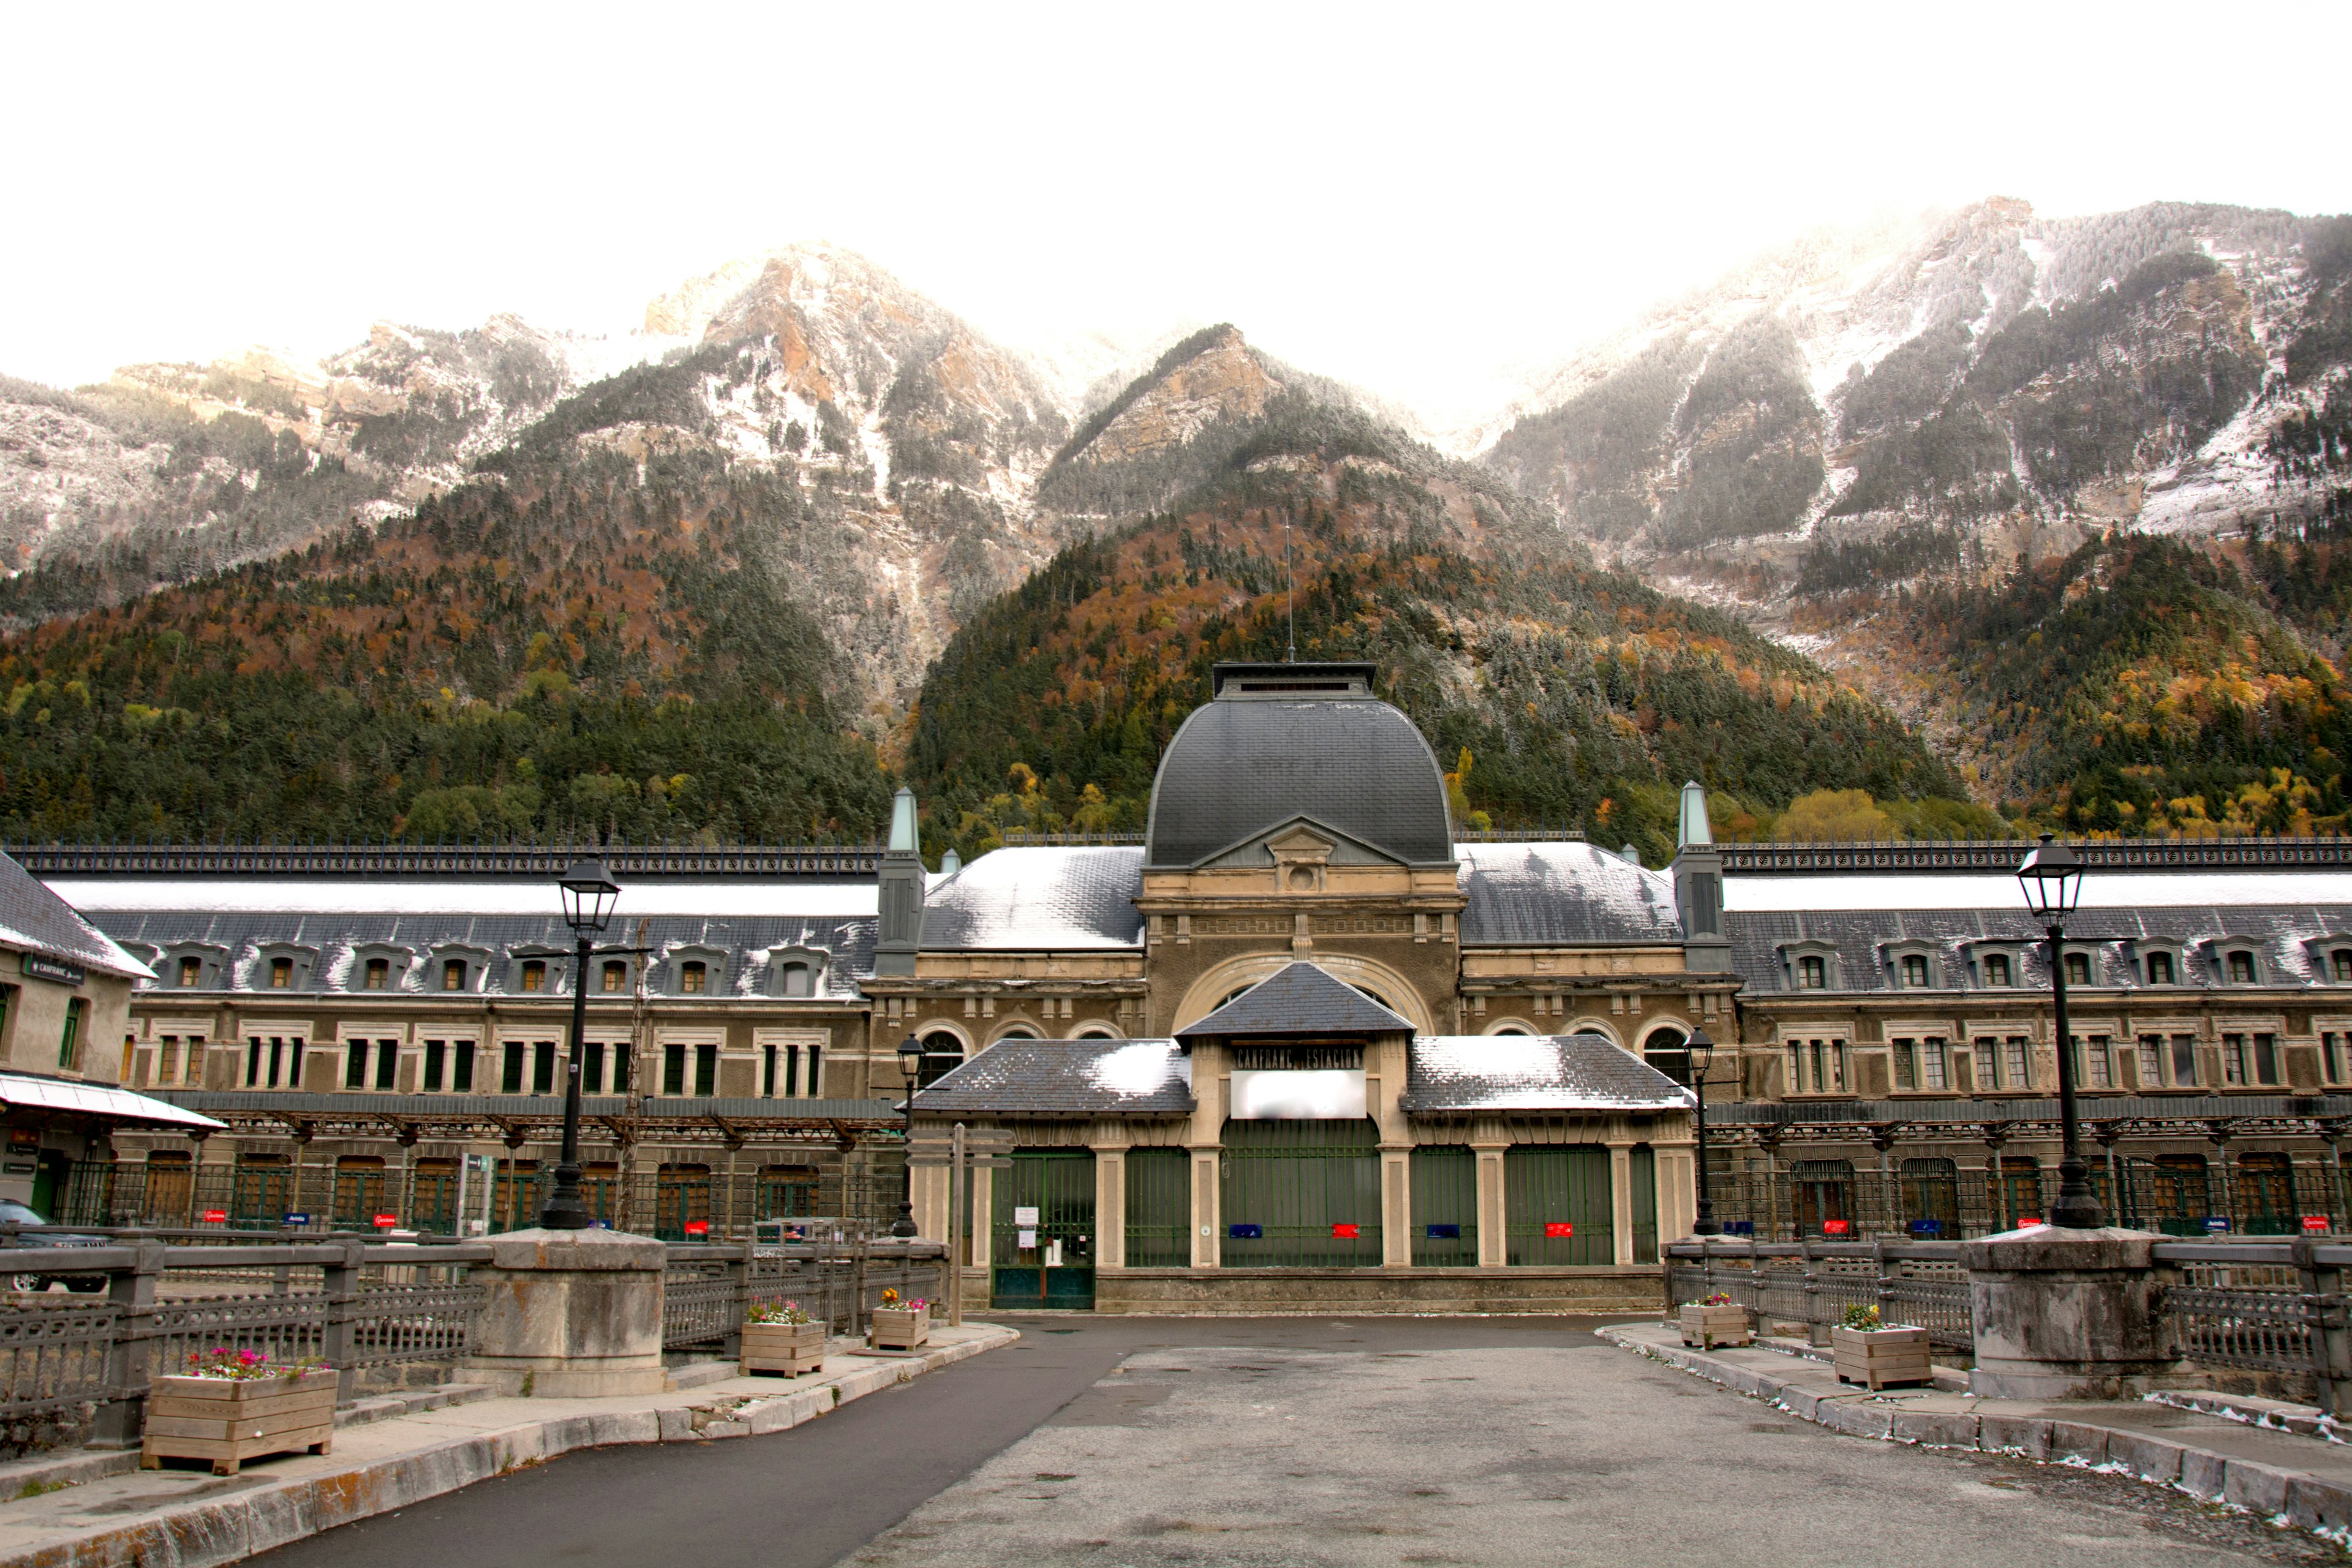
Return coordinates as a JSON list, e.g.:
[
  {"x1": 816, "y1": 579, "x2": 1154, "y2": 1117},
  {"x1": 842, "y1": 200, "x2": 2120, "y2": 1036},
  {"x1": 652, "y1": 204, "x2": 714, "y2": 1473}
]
[
  {"x1": 372, "y1": 1214, "x2": 399, "y2": 1229},
  {"x1": 684, "y1": 1220, "x2": 711, "y2": 1237},
  {"x1": 1821, "y1": 1219, "x2": 1851, "y2": 1236},
  {"x1": 199, "y1": 1210, "x2": 226, "y2": 1224},
  {"x1": 1329, "y1": 1223, "x2": 1359, "y2": 1239},
  {"x1": 1544, "y1": 1221, "x2": 1574, "y2": 1238},
  {"x1": 2305, "y1": 1215, "x2": 2332, "y2": 1234},
  {"x1": 2018, "y1": 1216, "x2": 2041, "y2": 1228}
]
